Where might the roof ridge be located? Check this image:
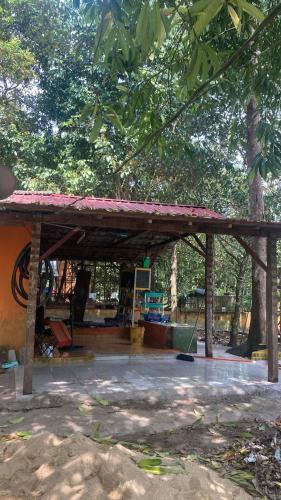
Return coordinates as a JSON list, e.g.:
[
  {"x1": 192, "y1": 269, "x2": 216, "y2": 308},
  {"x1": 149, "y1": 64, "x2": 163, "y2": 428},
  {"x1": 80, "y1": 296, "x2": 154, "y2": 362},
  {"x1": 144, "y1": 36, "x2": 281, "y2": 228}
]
[{"x1": 12, "y1": 191, "x2": 207, "y2": 209}]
